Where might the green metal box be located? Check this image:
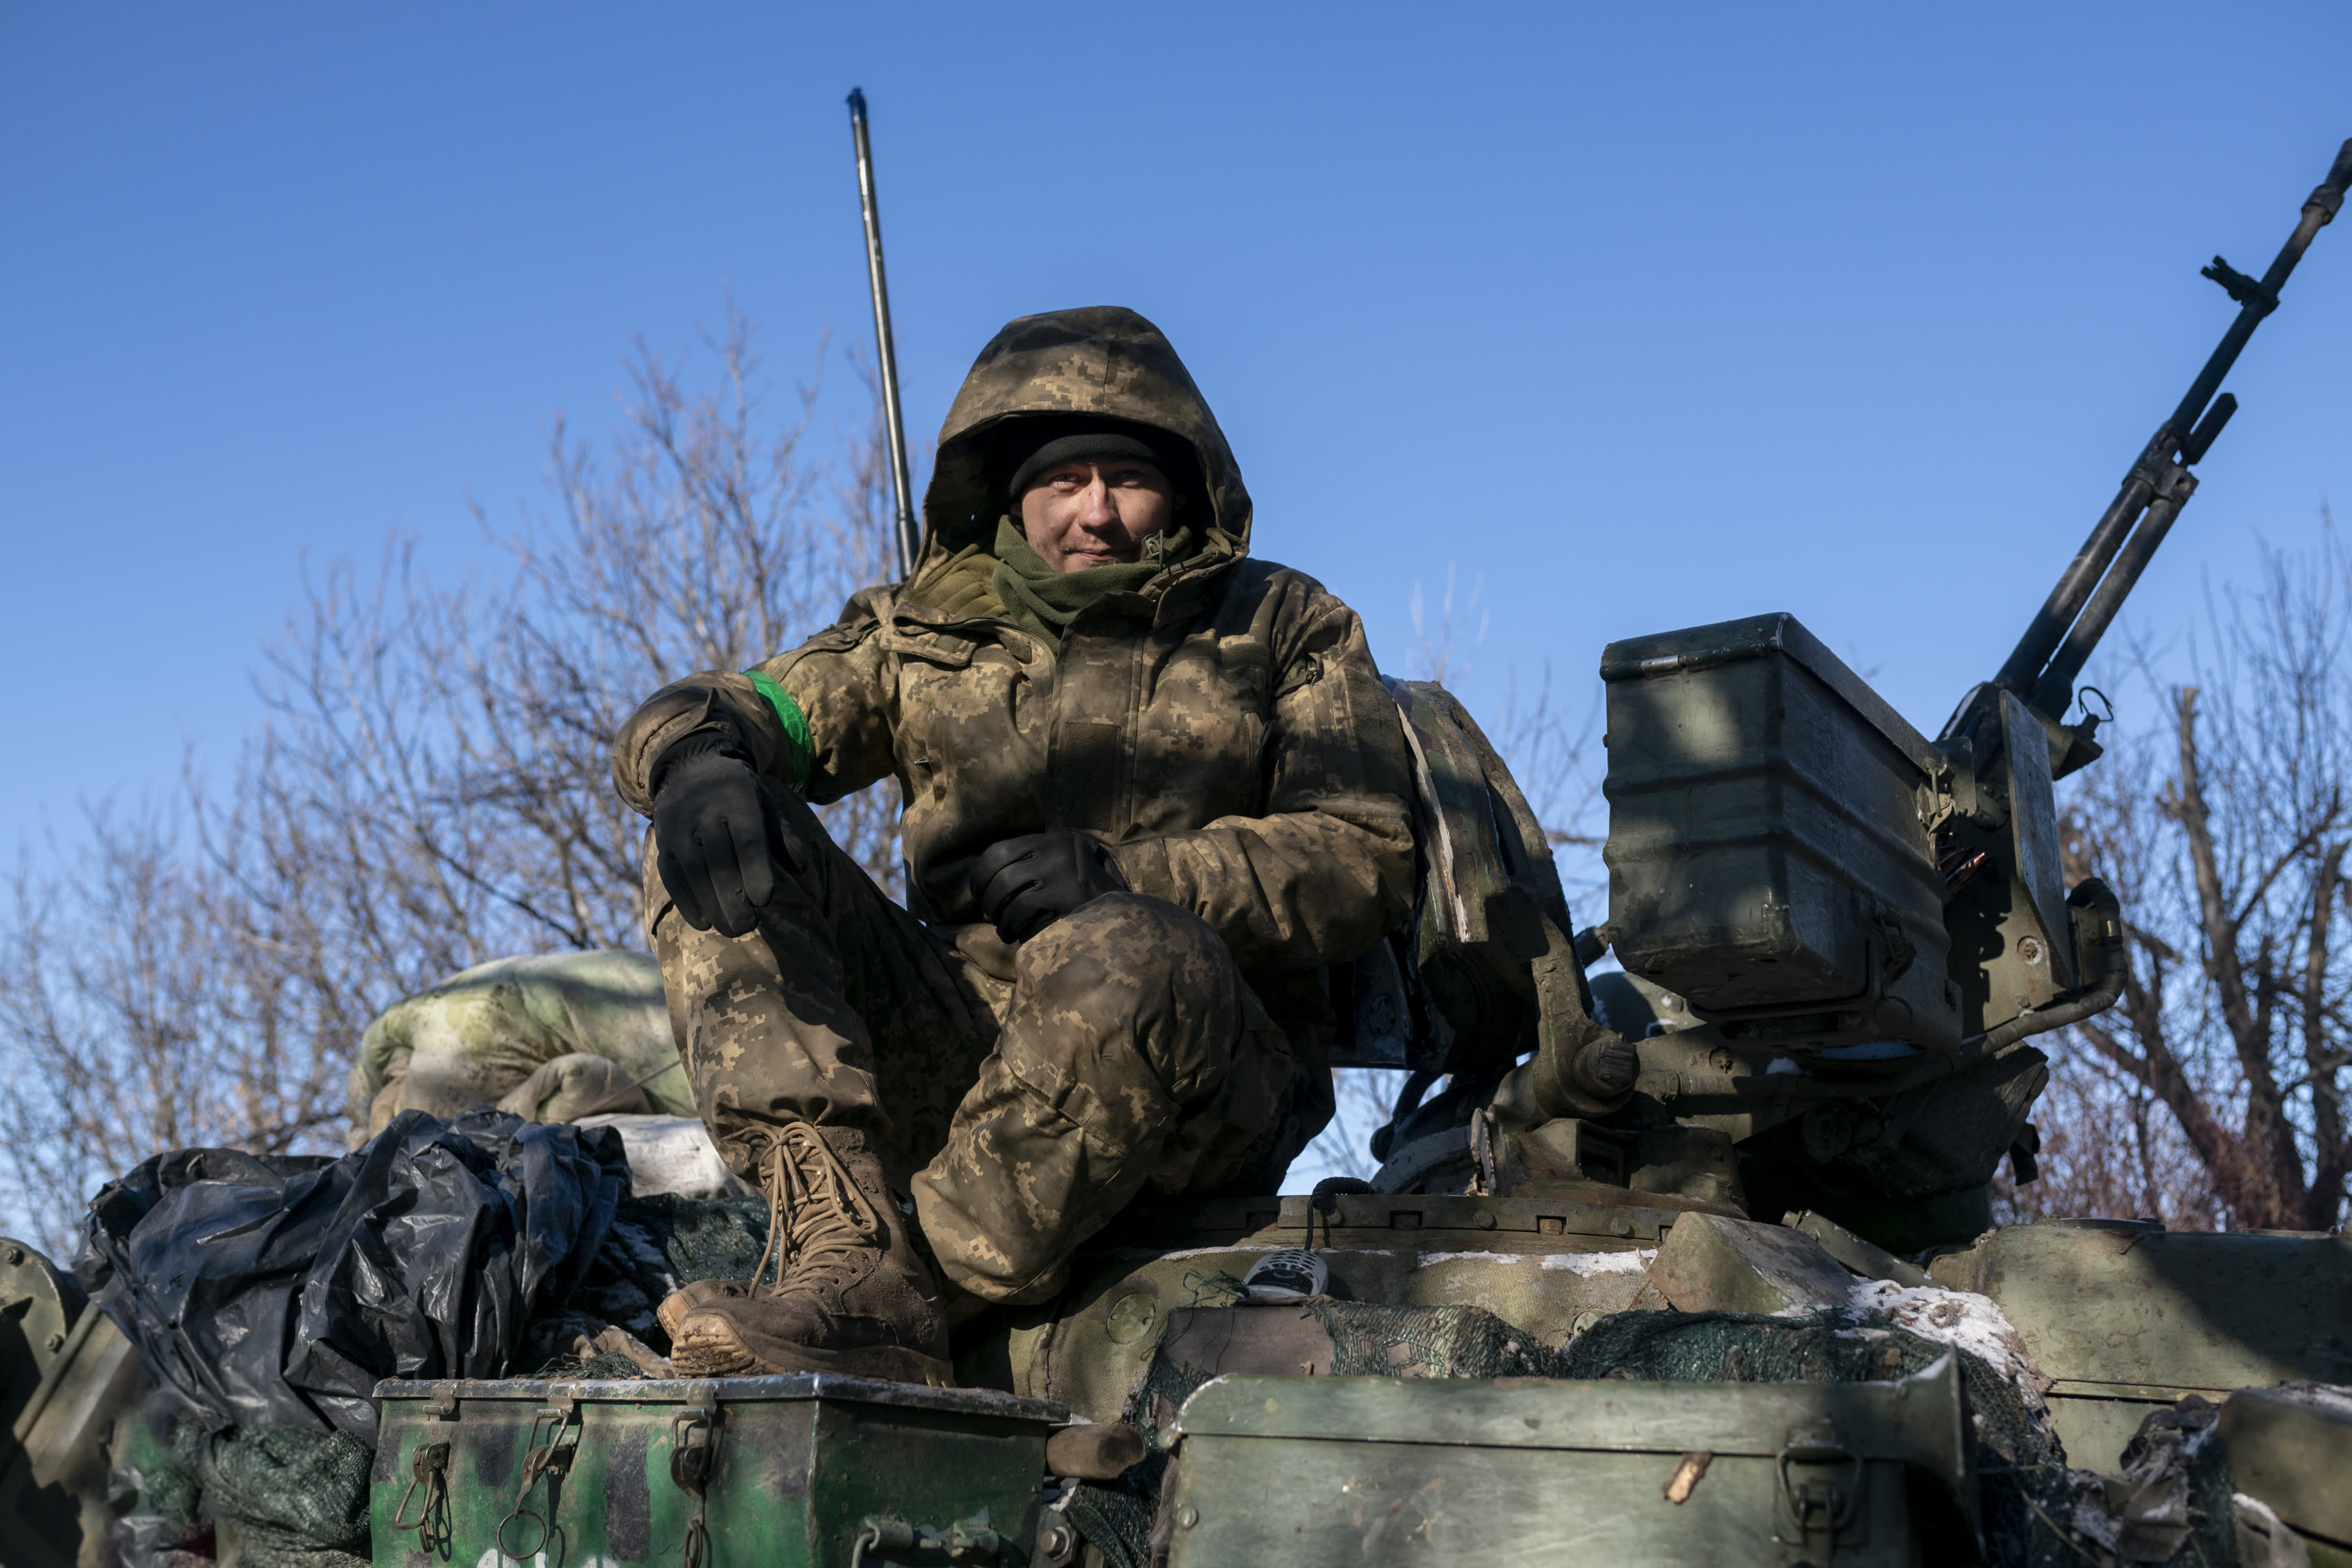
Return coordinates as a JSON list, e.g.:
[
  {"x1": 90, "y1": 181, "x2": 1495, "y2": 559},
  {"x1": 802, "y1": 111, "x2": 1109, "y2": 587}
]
[
  {"x1": 2218, "y1": 1384, "x2": 2352, "y2": 1561},
  {"x1": 371, "y1": 1374, "x2": 1063, "y2": 1568},
  {"x1": 1163, "y1": 1358, "x2": 1974, "y2": 1566},
  {"x1": 1601, "y1": 612, "x2": 1960, "y2": 1052},
  {"x1": 1929, "y1": 1220, "x2": 2352, "y2": 1471}
]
